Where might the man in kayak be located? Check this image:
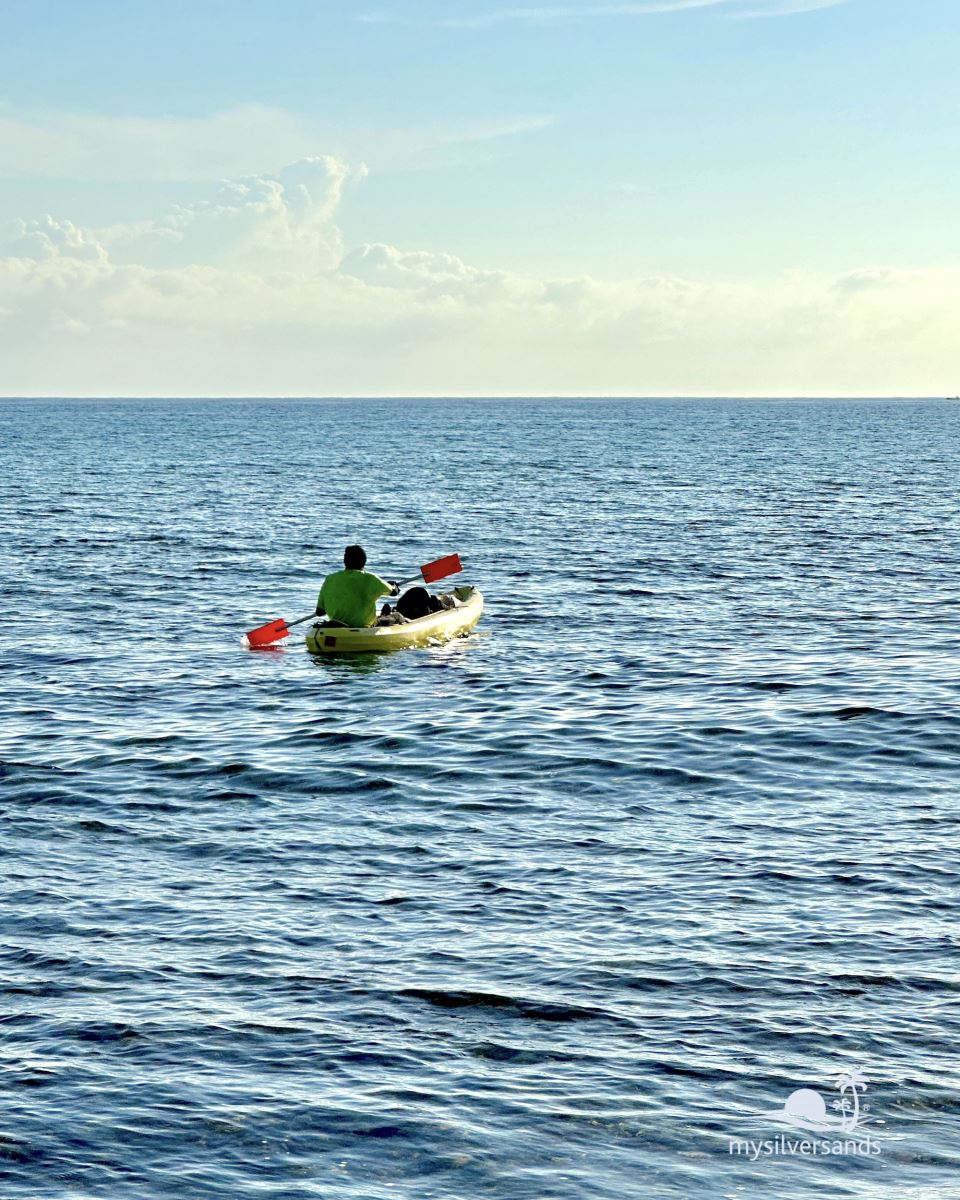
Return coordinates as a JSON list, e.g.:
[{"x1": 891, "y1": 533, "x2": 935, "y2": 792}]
[{"x1": 316, "y1": 545, "x2": 399, "y2": 628}]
